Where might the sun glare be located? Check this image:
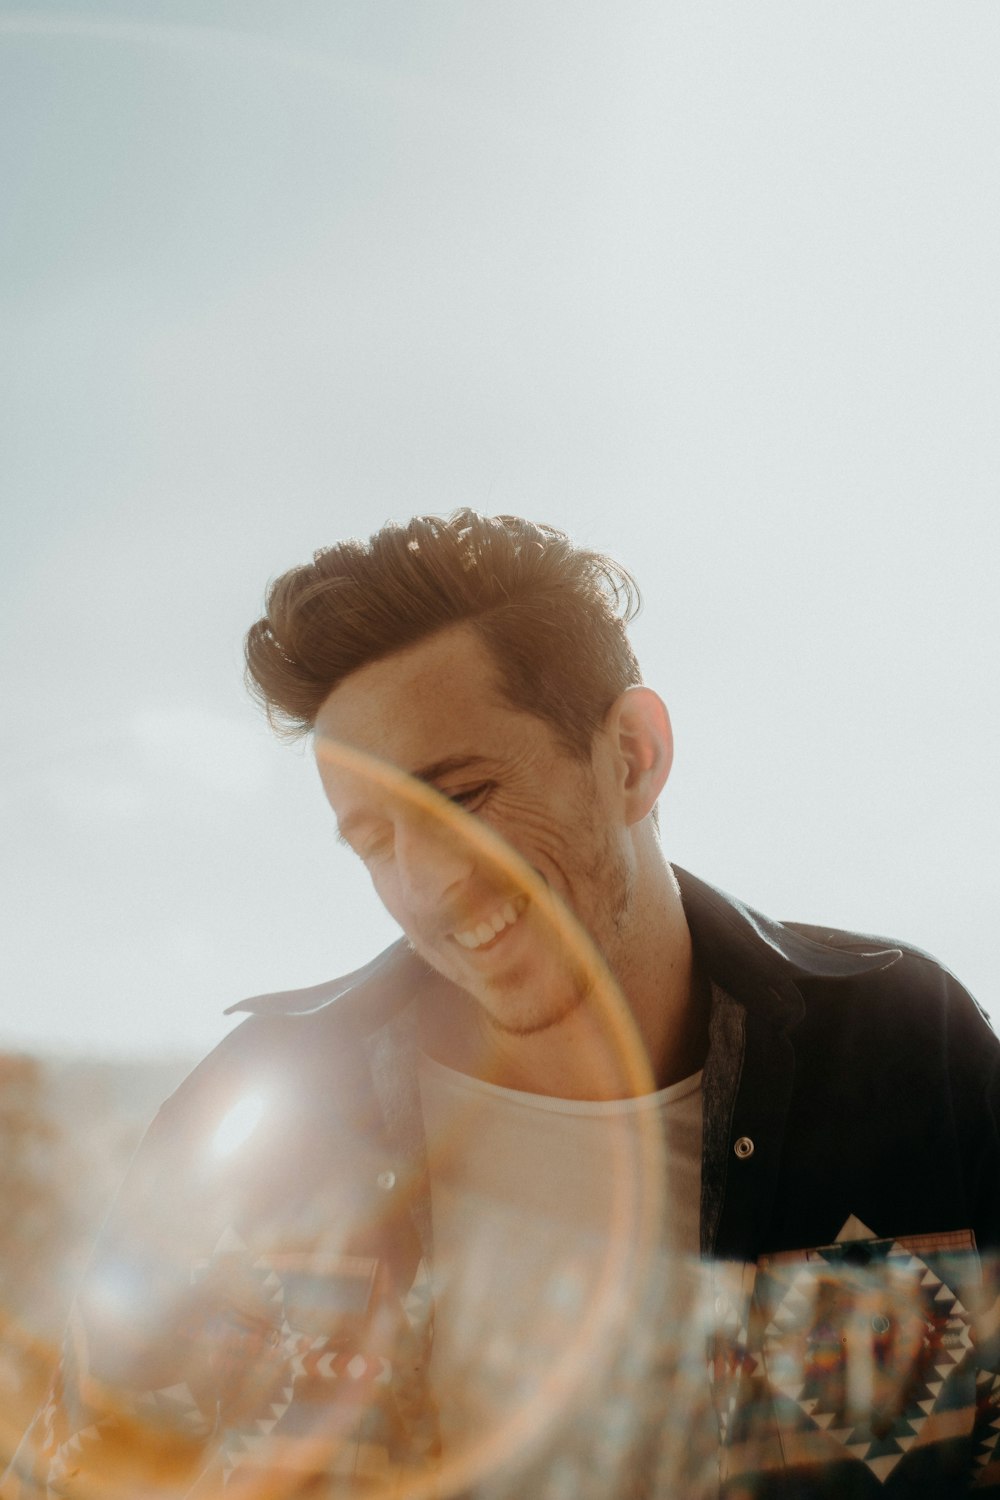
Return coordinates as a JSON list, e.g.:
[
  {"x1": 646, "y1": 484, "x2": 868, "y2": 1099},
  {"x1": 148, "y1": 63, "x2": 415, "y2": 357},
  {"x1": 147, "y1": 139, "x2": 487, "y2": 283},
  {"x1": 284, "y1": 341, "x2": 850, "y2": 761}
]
[{"x1": 210, "y1": 1092, "x2": 265, "y2": 1158}]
